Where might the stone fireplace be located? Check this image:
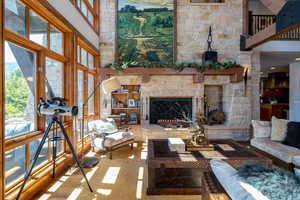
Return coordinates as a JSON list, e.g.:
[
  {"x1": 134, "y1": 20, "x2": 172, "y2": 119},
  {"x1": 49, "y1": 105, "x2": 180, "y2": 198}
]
[
  {"x1": 149, "y1": 97, "x2": 193, "y2": 124},
  {"x1": 100, "y1": 67, "x2": 252, "y2": 141}
]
